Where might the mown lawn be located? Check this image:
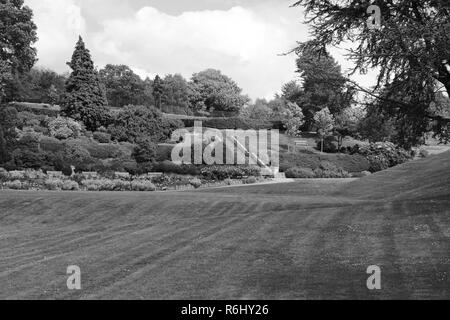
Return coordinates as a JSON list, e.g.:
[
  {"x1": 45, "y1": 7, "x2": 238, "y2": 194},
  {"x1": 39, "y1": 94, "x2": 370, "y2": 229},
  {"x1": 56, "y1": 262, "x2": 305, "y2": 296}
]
[{"x1": 0, "y1": 152, "x2": 449, "y2": 299}]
